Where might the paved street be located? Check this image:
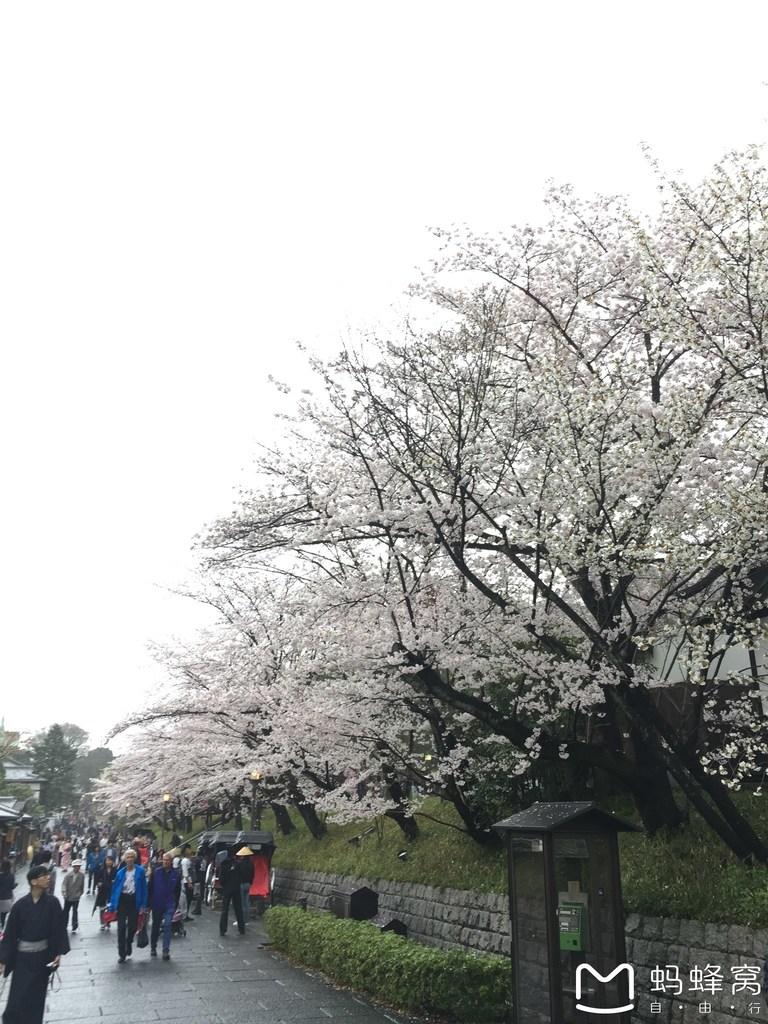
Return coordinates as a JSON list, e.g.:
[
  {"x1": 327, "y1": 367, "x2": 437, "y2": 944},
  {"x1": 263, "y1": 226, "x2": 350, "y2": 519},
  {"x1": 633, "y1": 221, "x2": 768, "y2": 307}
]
[{"x1": 1, "y1": 874, "x2": 416, "y2": 1024}]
